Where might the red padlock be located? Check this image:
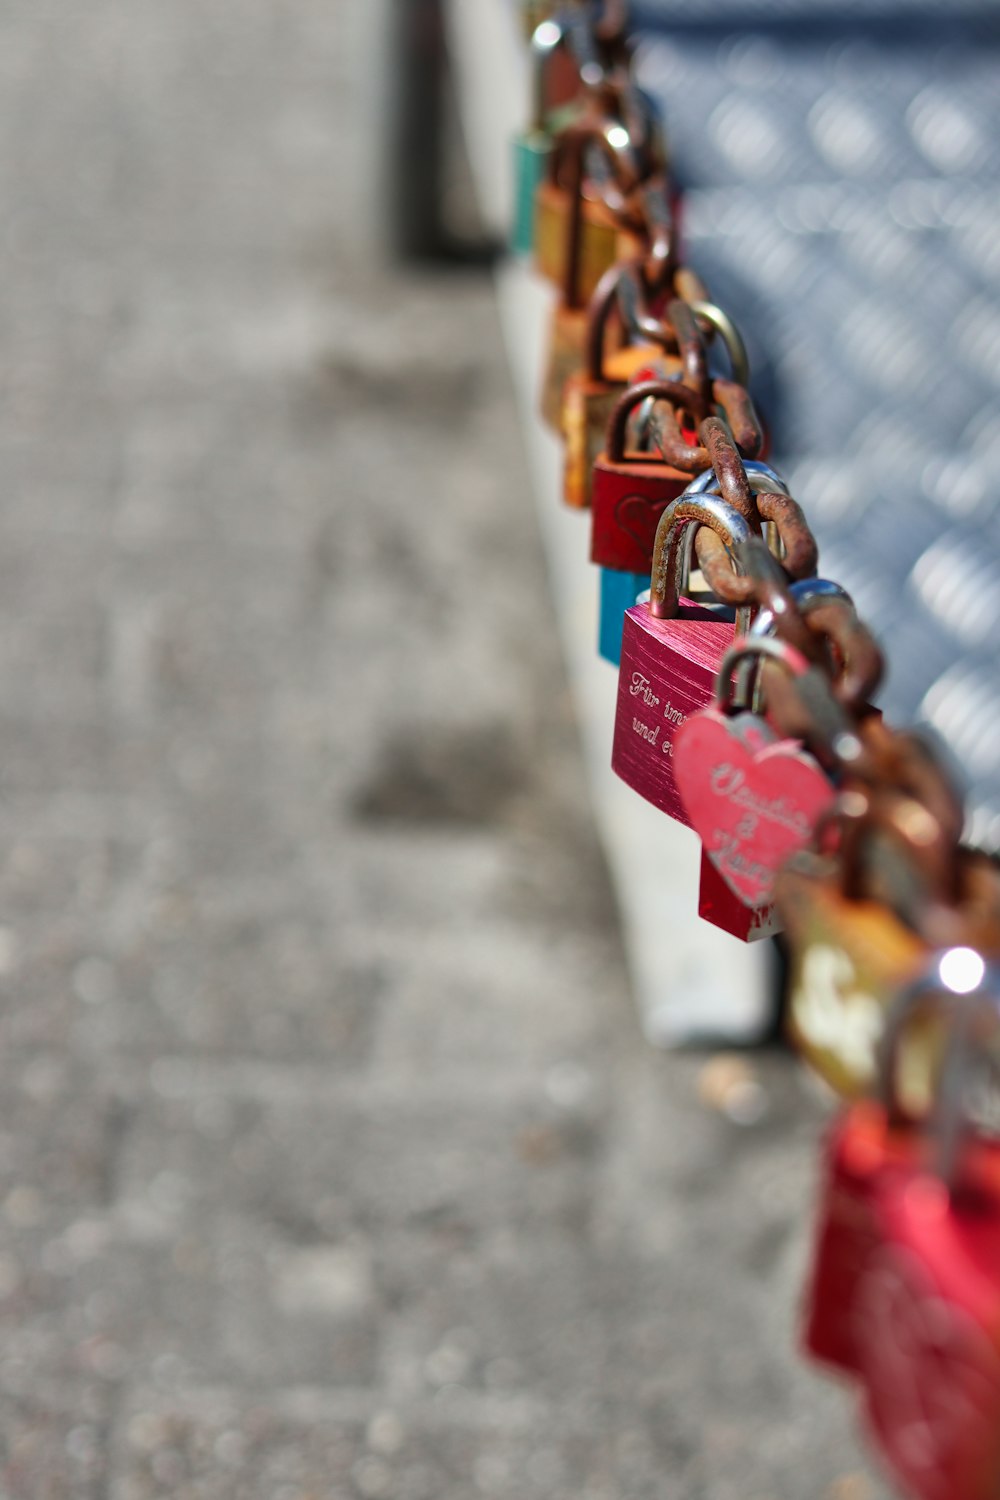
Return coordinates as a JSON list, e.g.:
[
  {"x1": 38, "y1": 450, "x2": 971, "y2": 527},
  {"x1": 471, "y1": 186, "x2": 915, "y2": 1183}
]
[
  {"x1": 802, "y1": 949, "x2": 1000, "y2": 1500},
  {"x1": 697, "y1": 849, "x2": 782, "y2": 943},
  {"x1": 803, "y1": 1098, "x2": 921, "y2": 1380},
  {"x1": 854, "y1": 959, "x2": 1000, "y2": 1500},
  {"x1": 590, "y1": 379, "x2": 700, "y2": 570},
  {"x1": 611, "y1": 490, "x2": 756, "y2": 826},
  {"x1": 801, "y1": 951, "x2": 979, "y2": 1381}
]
